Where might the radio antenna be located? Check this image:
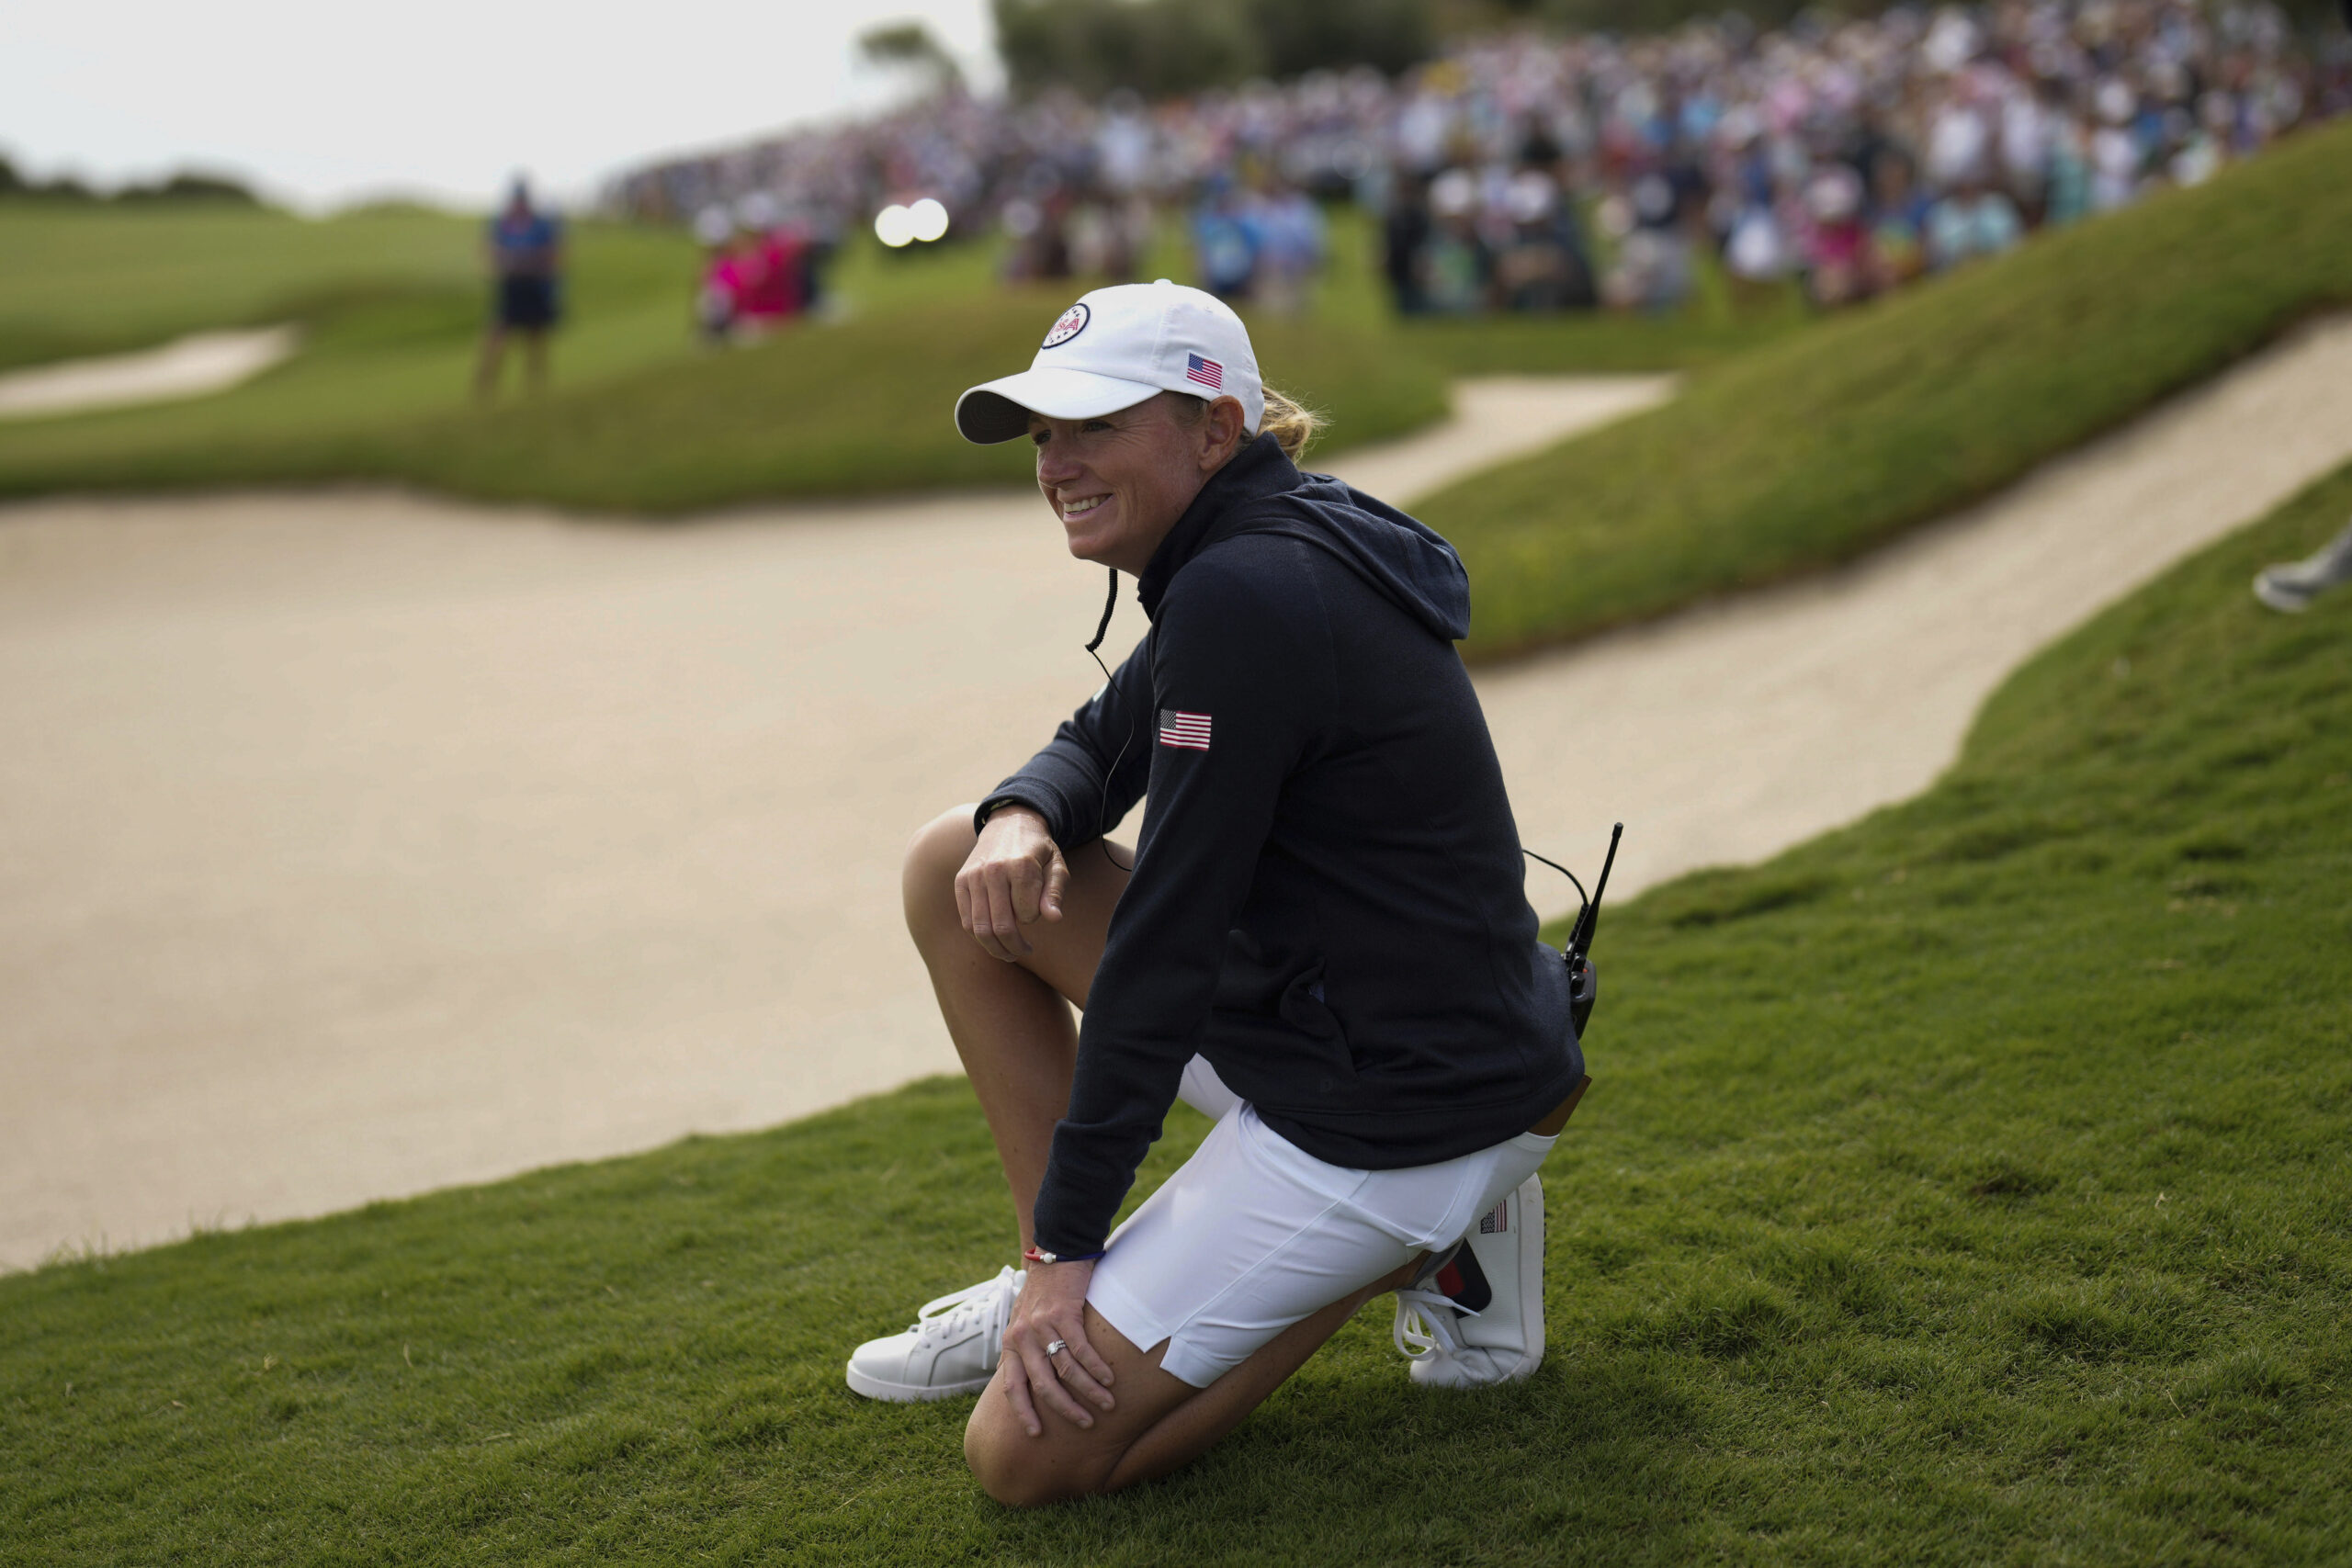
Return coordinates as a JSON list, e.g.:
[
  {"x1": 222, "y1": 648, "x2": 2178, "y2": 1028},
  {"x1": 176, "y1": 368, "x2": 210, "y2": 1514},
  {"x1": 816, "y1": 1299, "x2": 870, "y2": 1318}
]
[{"x1": 1563, "y1": 822, "x2": 1623, "y2": 969}]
